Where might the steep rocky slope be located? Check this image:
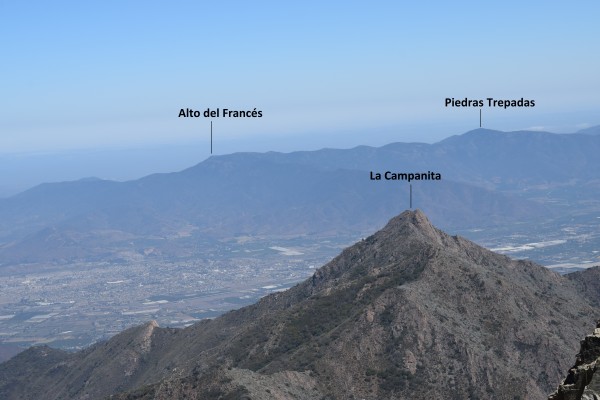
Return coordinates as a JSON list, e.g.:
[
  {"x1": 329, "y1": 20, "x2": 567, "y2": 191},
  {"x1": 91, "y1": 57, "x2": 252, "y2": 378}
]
[
  {"x1": 566, "y1": 266, "x2": 600, "y2": 307},
  {"x1": 0, "y1": 210, "x2": 598, "y2": 399}
]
